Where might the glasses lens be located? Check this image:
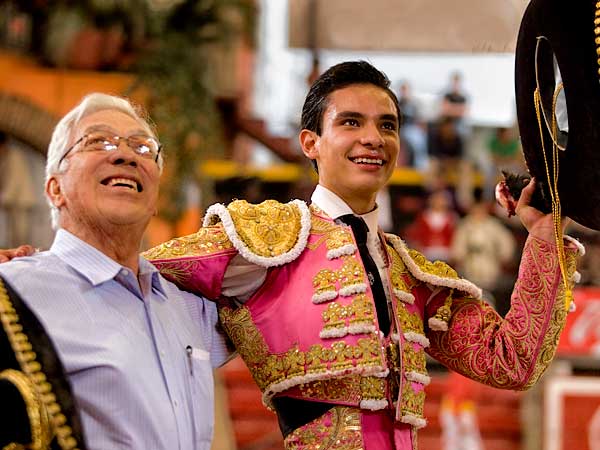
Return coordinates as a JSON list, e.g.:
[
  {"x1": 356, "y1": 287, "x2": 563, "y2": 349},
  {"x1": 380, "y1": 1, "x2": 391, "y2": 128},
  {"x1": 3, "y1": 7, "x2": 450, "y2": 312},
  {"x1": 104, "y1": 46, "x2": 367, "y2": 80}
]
[
  {"x1": 128, "y1": 135, "x2": 159, "y2": 158},
  {"x1": 84, "y1": 133, "x2": 118, "y2": 151}
]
